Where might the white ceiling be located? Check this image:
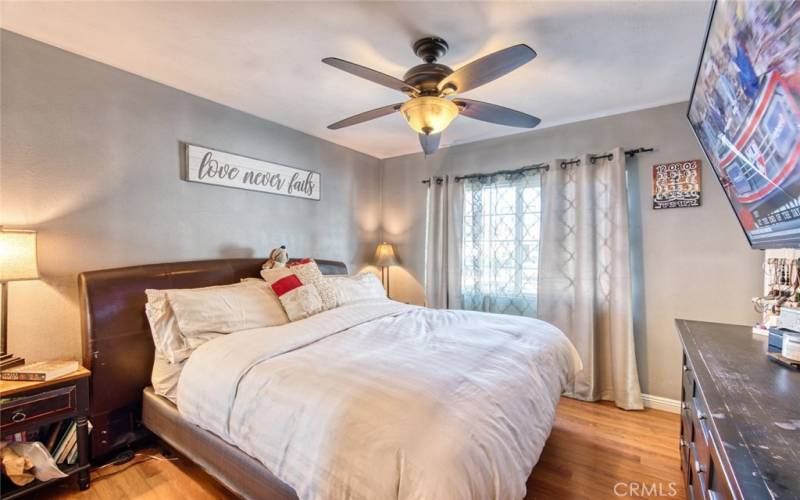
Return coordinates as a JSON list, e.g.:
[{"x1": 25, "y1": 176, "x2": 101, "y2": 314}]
[{"x1": 0, "y1": 1, "x2": 711, "y2": 159}]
